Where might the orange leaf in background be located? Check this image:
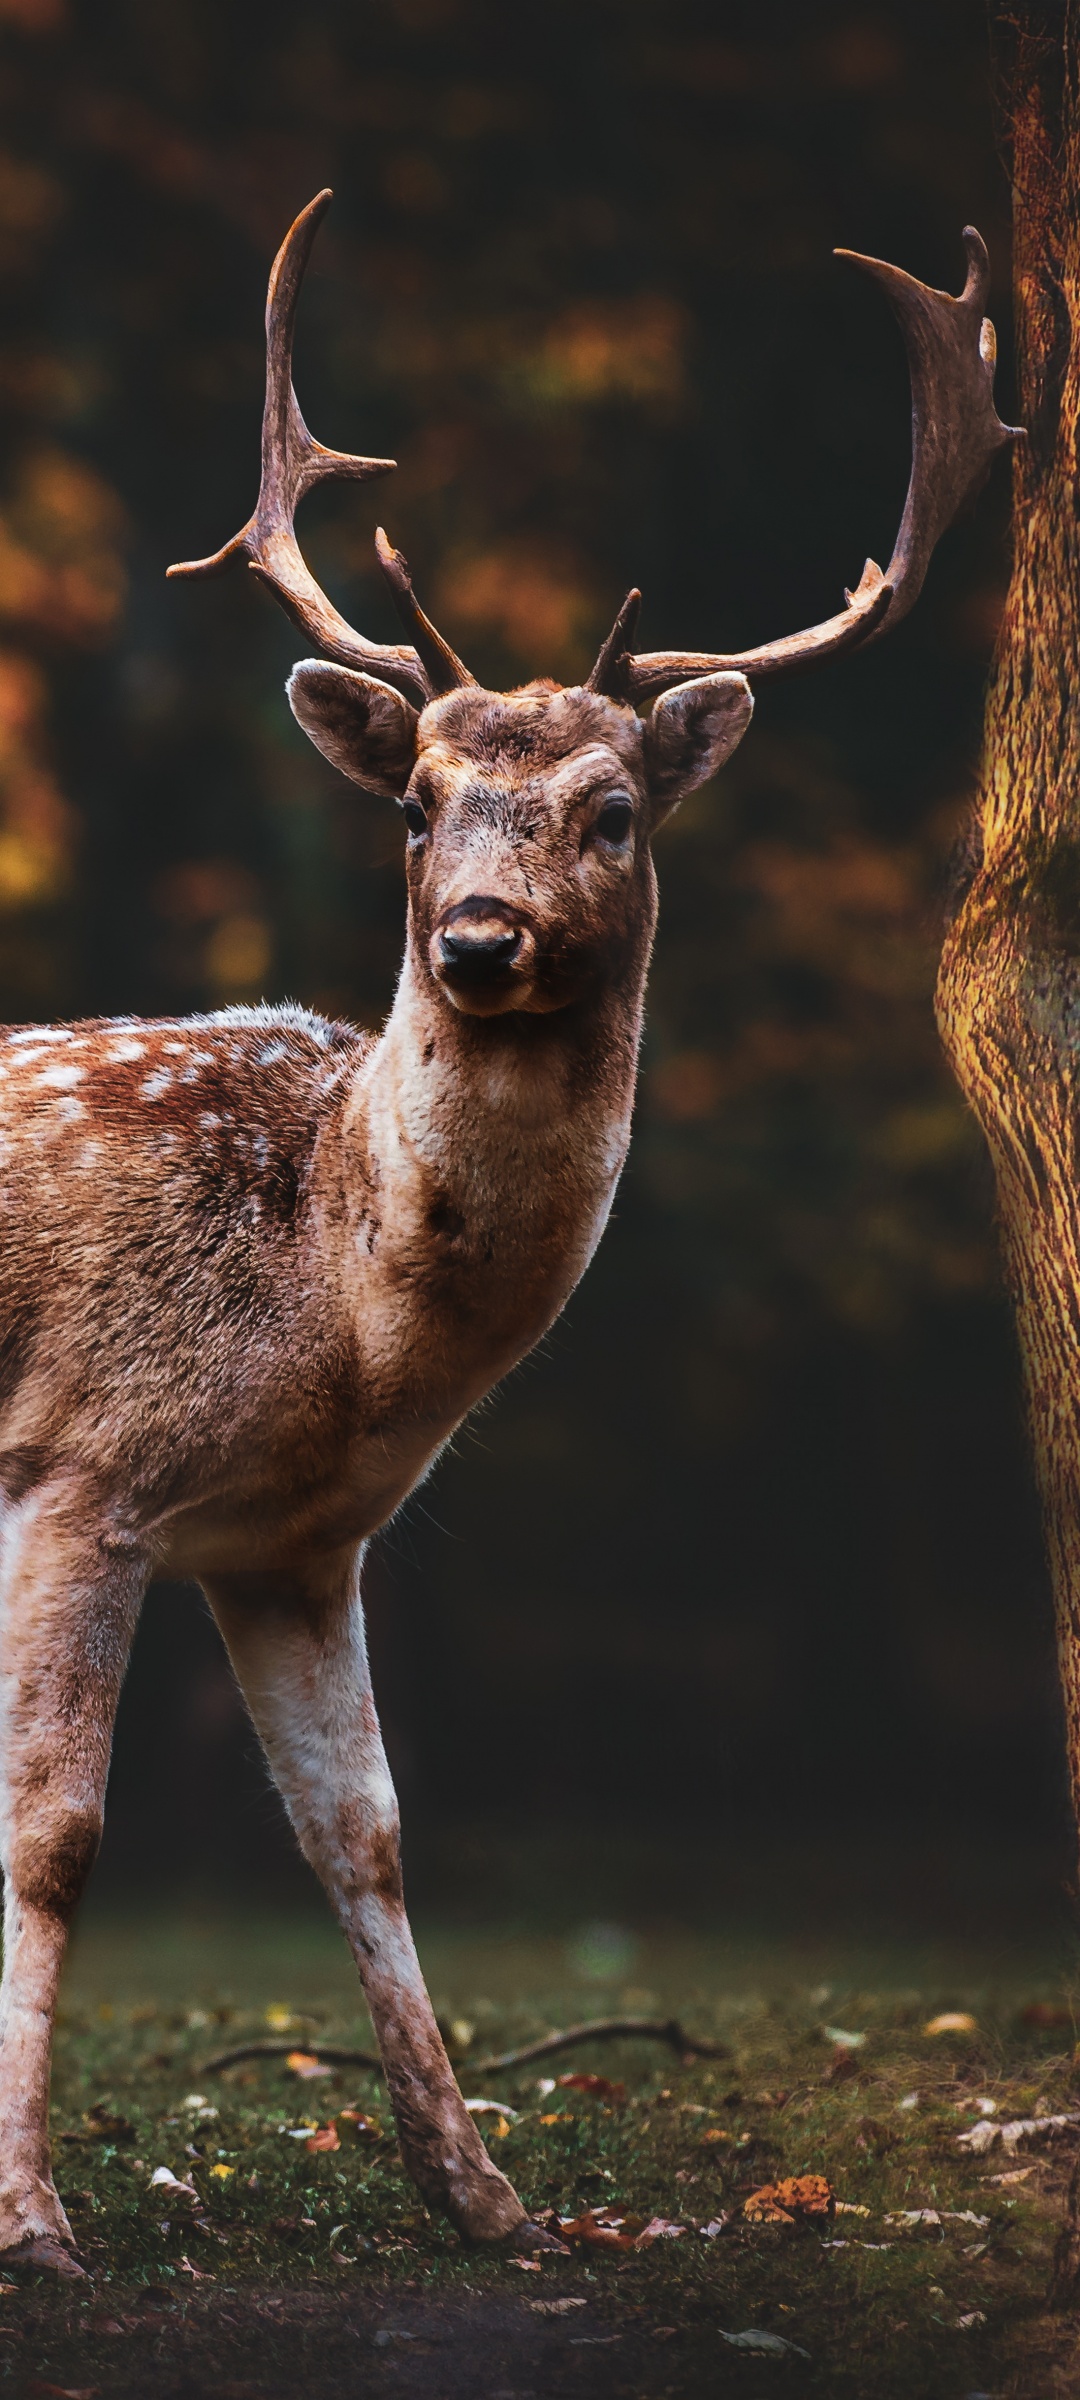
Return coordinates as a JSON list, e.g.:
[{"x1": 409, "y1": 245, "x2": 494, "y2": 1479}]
[
  {"x1": 306, "y1": 2124, "x2": 340, "y2": 2154},
  {"x1": 556, "y1": 2073, "x2": 626, "y2": 2102},
  {"x1": 286, "y1": 2051, "x2": 332, "y2": 2080},
  {"x1": 743, "y1": 2175, "x2": 834, "y2": 2227}
]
